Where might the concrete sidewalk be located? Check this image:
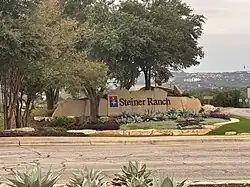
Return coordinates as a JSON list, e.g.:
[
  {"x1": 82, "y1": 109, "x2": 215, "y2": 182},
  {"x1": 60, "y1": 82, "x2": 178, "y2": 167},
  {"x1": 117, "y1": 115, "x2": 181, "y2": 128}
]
[{"x1": 1, "y1": 136, "x2": 250, "y2": 146}]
